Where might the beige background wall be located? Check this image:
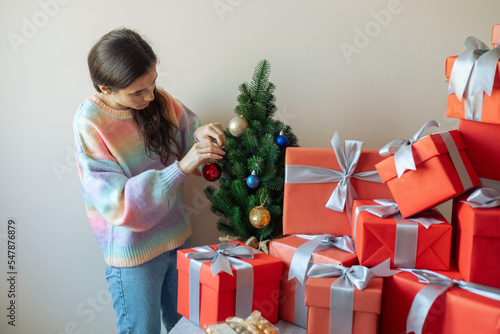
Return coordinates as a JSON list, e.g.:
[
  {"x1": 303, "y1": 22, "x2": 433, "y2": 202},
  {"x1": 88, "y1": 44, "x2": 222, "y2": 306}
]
[{"x1": 1, "y1": 0, "x2": 498, "y2": 333}]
